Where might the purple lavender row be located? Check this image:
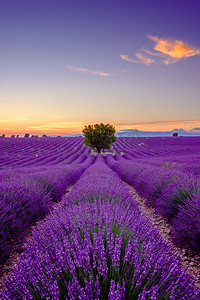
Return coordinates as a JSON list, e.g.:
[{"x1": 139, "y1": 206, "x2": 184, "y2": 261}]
[
  {"x1": 128, "y1": 154, "x2": 200, "y2": 177},
  {"x1": 1, "y1": 156, "x2": 199, "y2": 299},
  {"x1": 108, "y1": 136, "x2": 200, "y2": 177},
  {"x1": 0, "y1": 137, "x2": 69, "y2": 166},
  {"x1": 0, "y1": 137, "x2": 89, "y2": 169},
  {"x1": 106, "y1": 154, "x2": 200, "y2": 252},
  {"x1": 0, "y1": 156, "x2": 94, "y2": 267},
  {"x1": 0, "y1": 137, "x2": 75, "y2": 159},
  {"x1": 114, "y1": 137, "x2": 200, "y2": 158}
]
